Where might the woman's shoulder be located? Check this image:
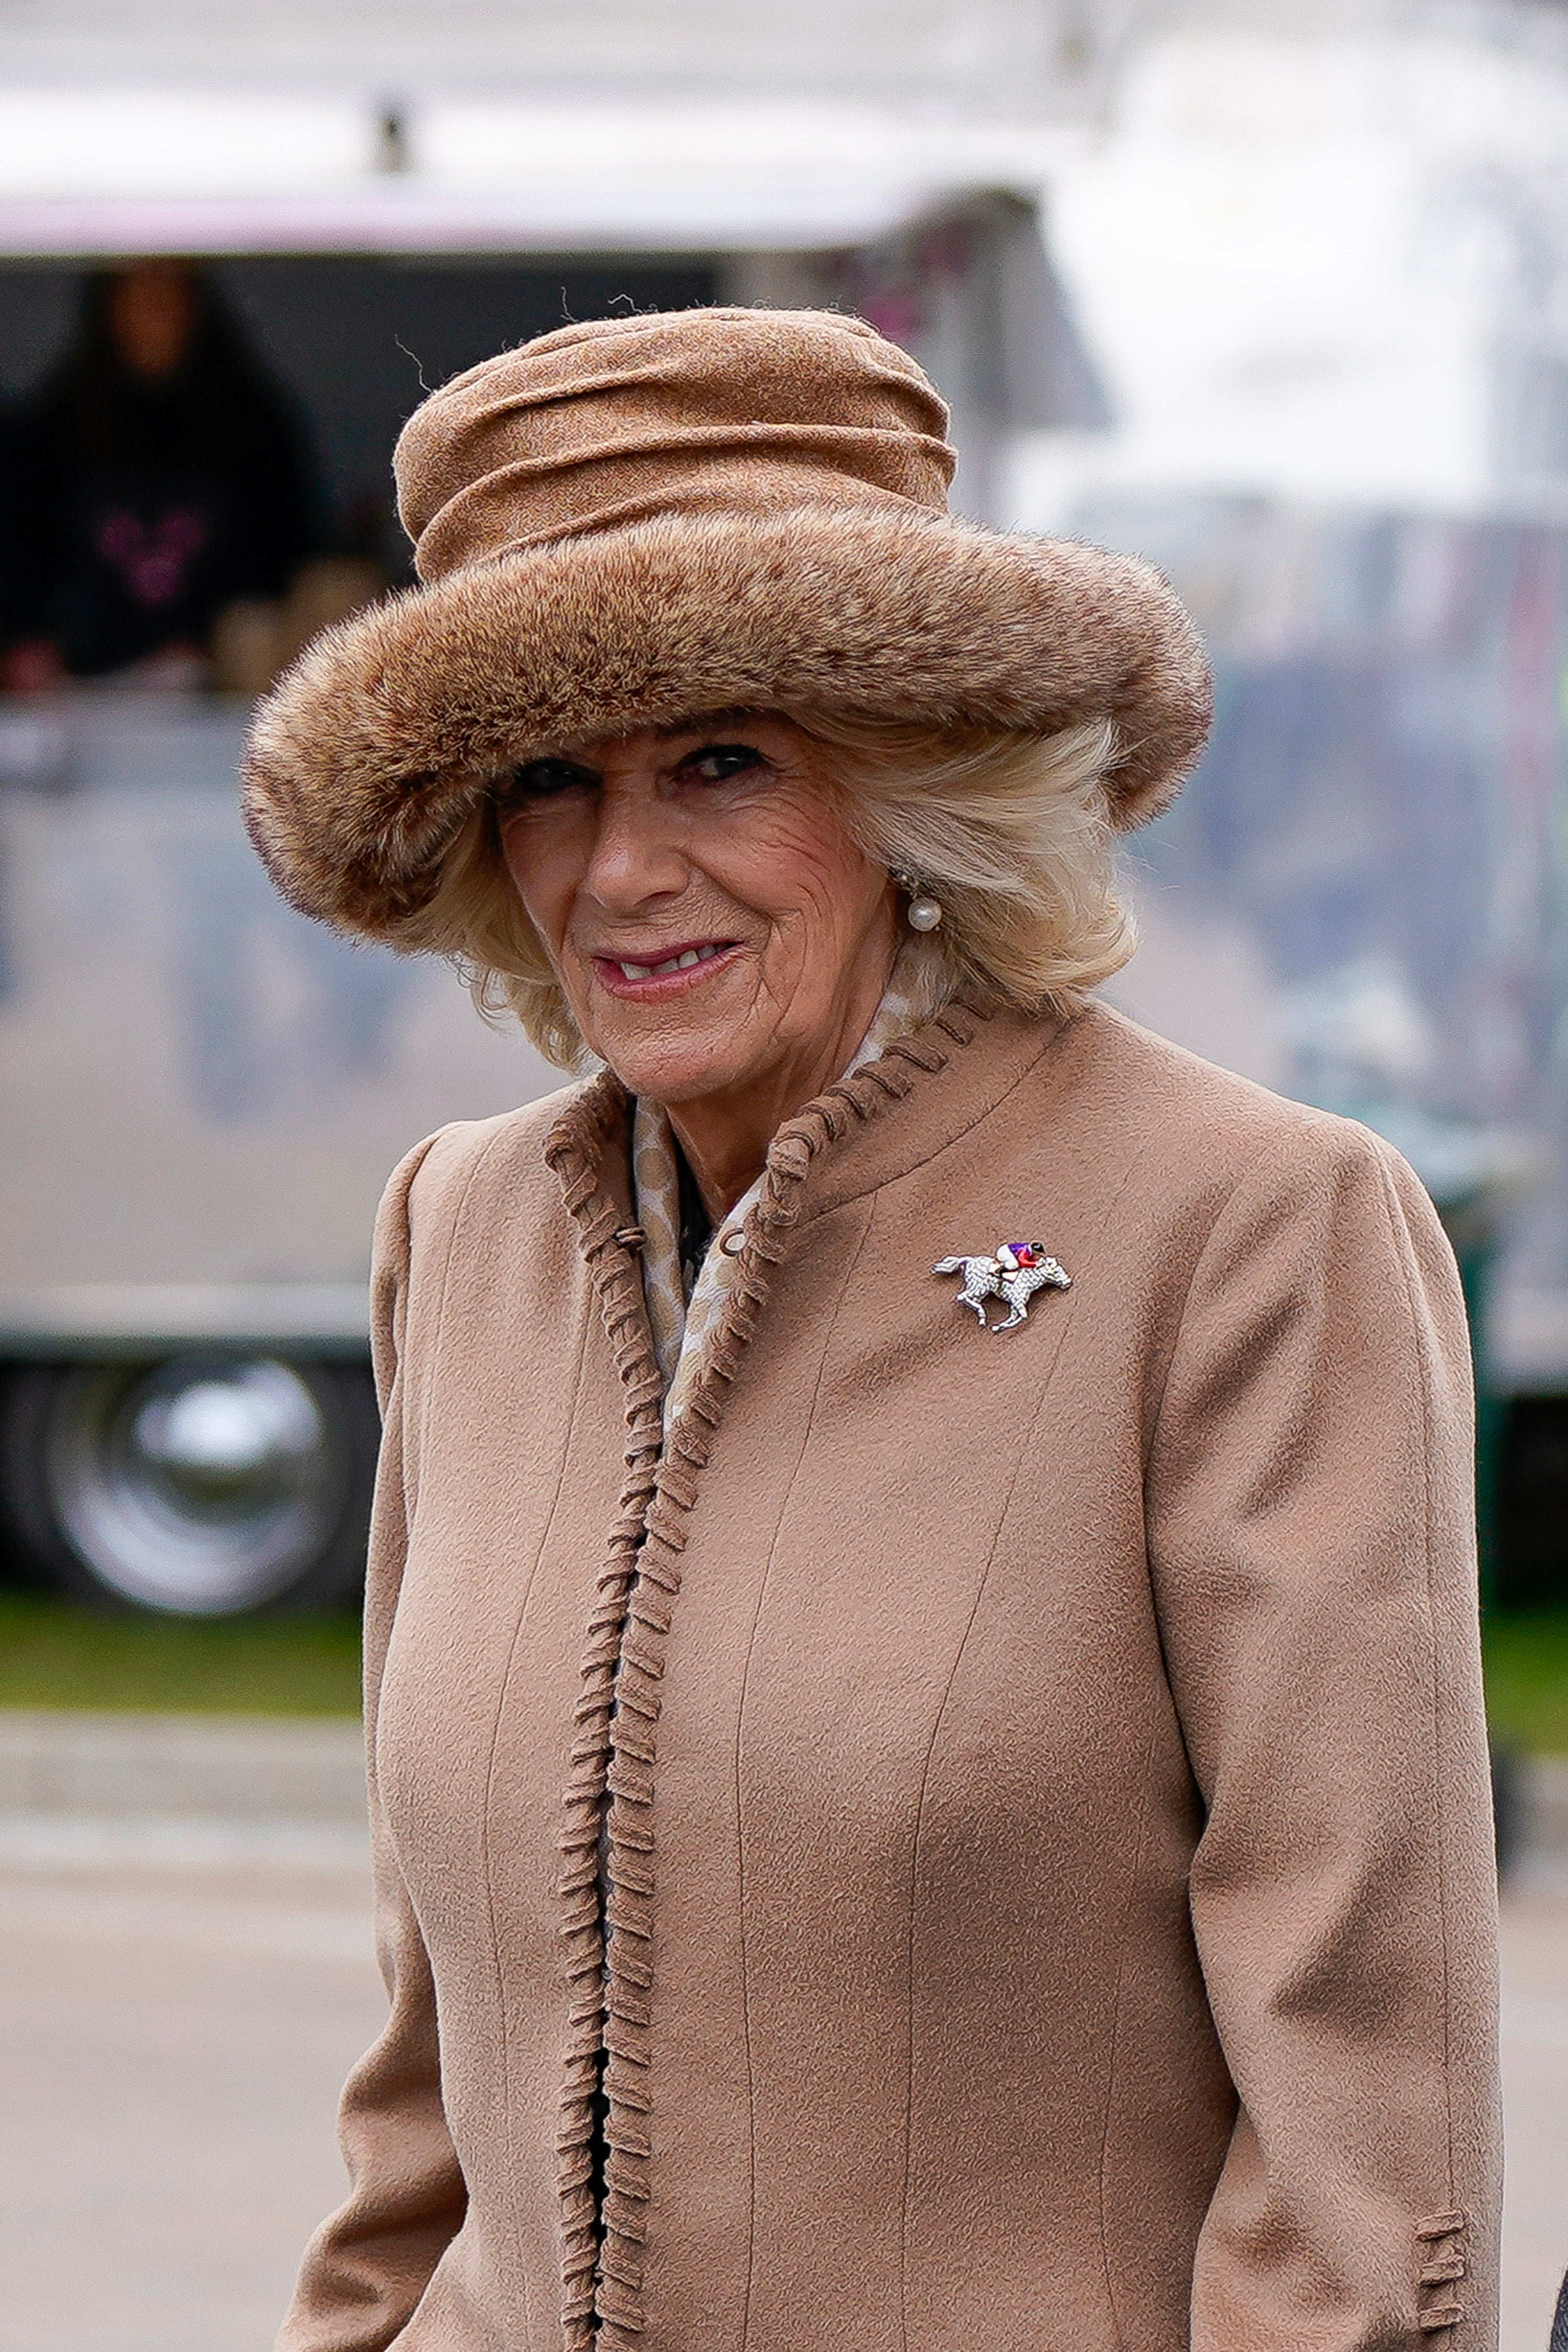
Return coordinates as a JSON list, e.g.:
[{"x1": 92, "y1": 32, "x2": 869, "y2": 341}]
[
  {"x1": 378, "y1": 1079, "x2": 589, "y2": 1255},
  {"x1": 1042, "y1": 1005, "x2": 1460, "y2": 1347},
  {"x1": 366, "y1": 1082, "x2": 596, "y2": 1387},
  {"x1": 1056, "y1": 1000, "x2": 1417, "y2": 1203}
]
